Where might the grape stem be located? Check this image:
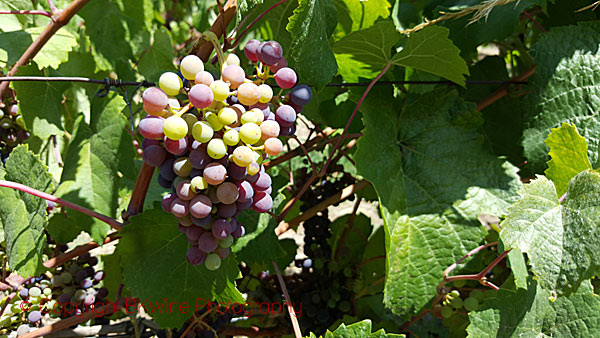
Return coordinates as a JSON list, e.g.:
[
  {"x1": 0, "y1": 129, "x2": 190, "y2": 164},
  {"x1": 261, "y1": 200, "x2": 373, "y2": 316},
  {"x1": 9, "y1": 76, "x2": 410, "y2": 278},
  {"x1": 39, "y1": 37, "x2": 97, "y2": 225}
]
[
  {"x1": 522, "y1": 10, "x2": 546, "y2": 32},
  {"x1": 0, "y1": 180, "x2": 123, "y2": 231},
  {"x1": 203, "y1": 31, "x2": 226, "y2": 68},
  {"x1": 0, "y1": 0, "x2": 91, "y2": 100},
  {"x1": 0, "y1": 10, "x2": 53, "y2": 18},
  {"x1": 272, "y1": 261, "x2": 302, "y2": 338},
  {"x1": 0, "y1": 292, "x2": 16, "y2": 318},
  {"x1": 43, "y1": 232, "x2": 119, "y2": 269}
]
